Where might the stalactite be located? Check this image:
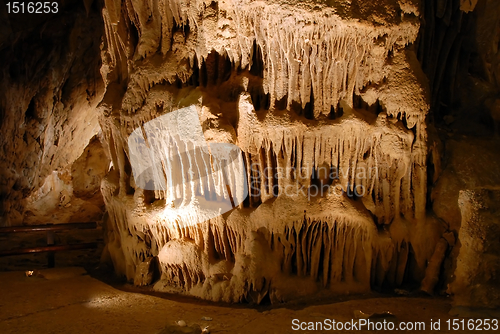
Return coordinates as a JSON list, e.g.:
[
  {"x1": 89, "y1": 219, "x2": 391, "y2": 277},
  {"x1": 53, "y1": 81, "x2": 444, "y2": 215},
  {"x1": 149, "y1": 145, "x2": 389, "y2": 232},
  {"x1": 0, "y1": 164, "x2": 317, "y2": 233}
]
[
  {"x1": 97, "y1": 0, "x2": 434, "y2": 304},
  {"x1": 102, "y1": 0, "x2": 422, "y2": 127},
  {"x1": 236, "y1": 92, "x2": 416, "y2": 224}
]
